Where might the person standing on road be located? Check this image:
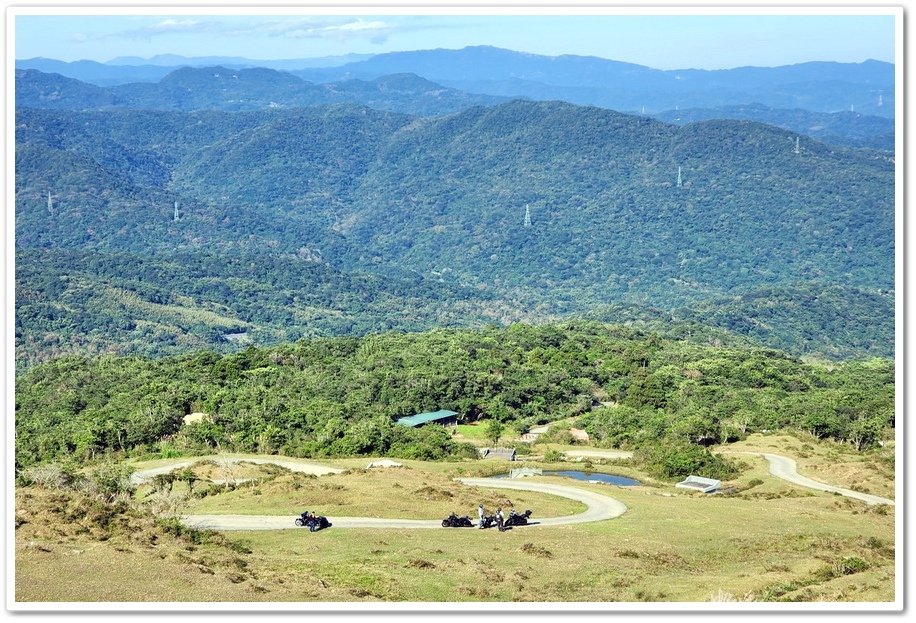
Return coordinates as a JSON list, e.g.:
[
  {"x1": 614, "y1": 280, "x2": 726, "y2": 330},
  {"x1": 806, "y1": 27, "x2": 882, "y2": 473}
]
[
  {"x1": 478, "y1": 504, "x2": 485, "y2": 528},
  {"x1": 495, "y1": 507, "x2": 504, "y2": 531}
]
